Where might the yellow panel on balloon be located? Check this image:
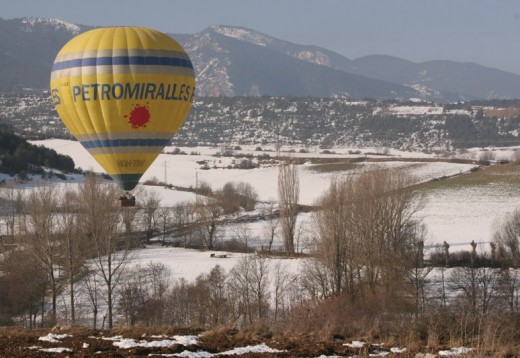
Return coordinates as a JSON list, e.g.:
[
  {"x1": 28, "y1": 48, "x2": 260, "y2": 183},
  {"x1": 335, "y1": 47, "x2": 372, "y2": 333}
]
[{"x1": 50, "y1": 27, "x2": 195, "y2": 191}]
